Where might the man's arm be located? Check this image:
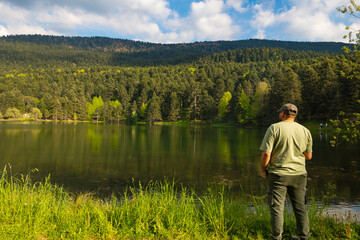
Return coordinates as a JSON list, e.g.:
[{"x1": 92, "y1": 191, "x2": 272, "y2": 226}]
[
  {"x1": 261, "y1": 151, "x2": 271, "y2": 178},
  {"x1": 304, "y1": 152, "x2": 312, "y2": 160}
]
